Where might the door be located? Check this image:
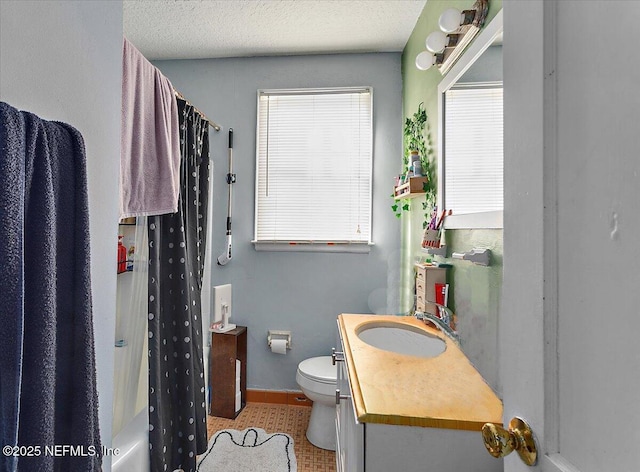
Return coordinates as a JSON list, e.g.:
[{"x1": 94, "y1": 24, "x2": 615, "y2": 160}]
[{"x1": 501, "y1": 1, "x2": 640, "y2": 471}]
